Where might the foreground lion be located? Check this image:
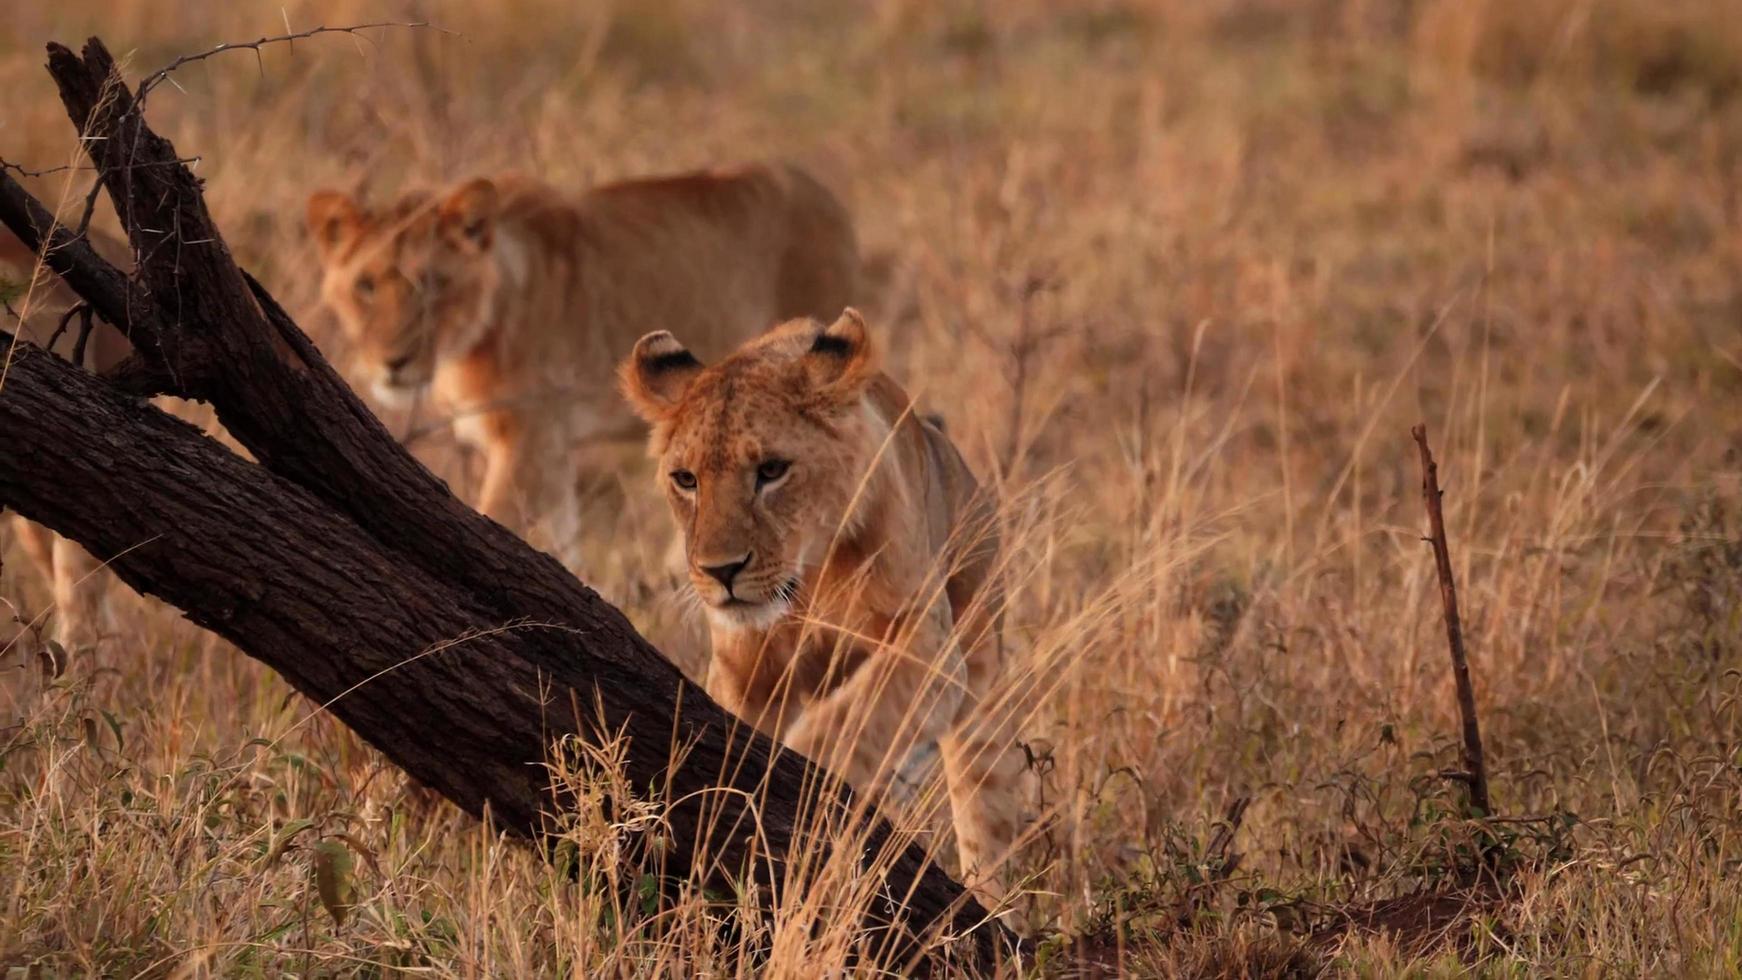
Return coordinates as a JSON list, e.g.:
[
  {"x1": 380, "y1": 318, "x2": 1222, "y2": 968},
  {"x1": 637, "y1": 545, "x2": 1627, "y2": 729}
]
[
  {"x1": 620, "y1": 309, "x2": 1028, "y2": 902},
  {"x1": 308, "y1": 163, "x2": 857, "y2": 568}
]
